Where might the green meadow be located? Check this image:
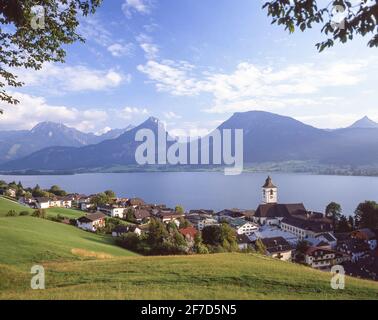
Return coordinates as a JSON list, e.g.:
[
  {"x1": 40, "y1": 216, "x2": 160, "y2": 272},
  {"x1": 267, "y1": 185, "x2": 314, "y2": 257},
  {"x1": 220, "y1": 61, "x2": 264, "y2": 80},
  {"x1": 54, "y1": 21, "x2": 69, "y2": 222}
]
[
  {"x1": 0, "y1": 196, "x2": 83, "y2": 219},
  {"x1": 0, "y1": 197, "x2": 378, "y2": 300}
]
